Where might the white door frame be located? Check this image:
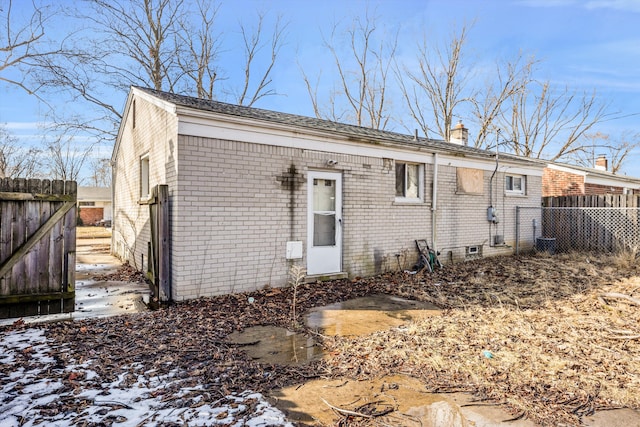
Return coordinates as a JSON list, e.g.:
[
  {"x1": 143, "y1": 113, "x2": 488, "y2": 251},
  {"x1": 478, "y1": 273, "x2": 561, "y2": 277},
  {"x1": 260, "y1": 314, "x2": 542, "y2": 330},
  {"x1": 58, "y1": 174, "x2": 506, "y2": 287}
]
[{"x1": 307, "y1": 171, "x2": 342, "y2": 275}]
